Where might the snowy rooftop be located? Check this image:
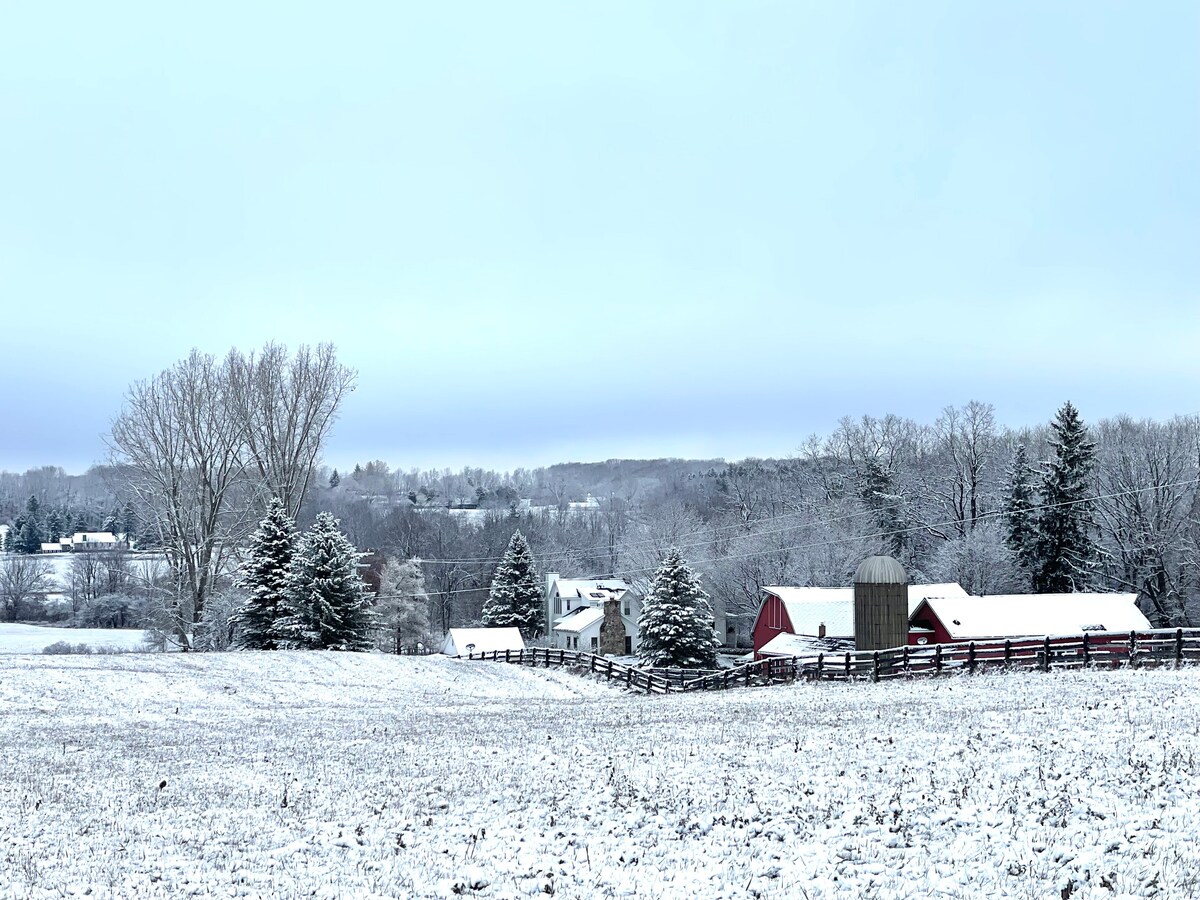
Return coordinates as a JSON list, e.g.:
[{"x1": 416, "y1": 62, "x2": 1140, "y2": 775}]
[
  {"x1": 548, "y1": 577, "x2": 632, "y2": 601},
  {"x1": 552, "y1": 606, "x2": 605, "y2": 635},
  {"x1": 441, "y1": 627, "x2": 526, "y2": 656},
  {"x1": 913, "y1": 593, "x2": 1151, "y2": 640},
  {"x1": 757, "y1": 632, "x2": 855, "y2": 657},
  {"x1": 762, "y1": 583, "x2": 968, "y2": 638}
]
